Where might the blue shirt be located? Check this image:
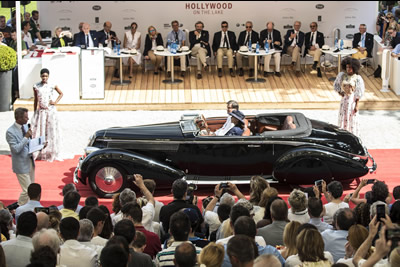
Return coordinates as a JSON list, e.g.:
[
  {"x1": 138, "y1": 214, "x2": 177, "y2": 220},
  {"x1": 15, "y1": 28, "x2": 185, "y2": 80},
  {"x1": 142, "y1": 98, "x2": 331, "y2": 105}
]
[
  {"x1": 225, "y1": 126, "x2": 244, "y2": 136},
  {"x1": 15, "y1": 200, "x2": 42, "y2": 223},
  {"x1": 393, "y1": 43, "x2": 400, "y2": 55},
  {"x1": 167, "y1": 30, "x2": 186, "y2": 46},
  {"x1": 222, "y1": 243, "x2": 285, "y2": 267},
  {"x1": 309, "y1": 218, "x2": 333, "y2": 233},
  {"x1": 321, "y1": 229, "x2": 348, "y2": 263}
]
